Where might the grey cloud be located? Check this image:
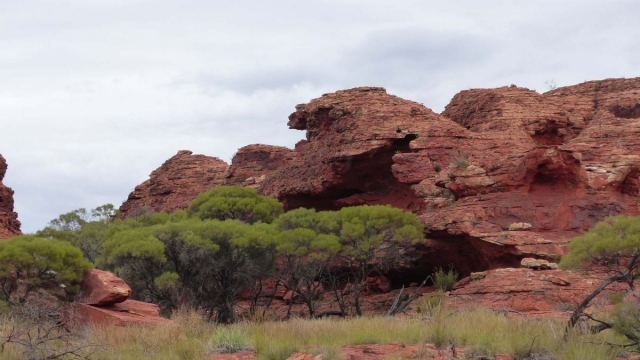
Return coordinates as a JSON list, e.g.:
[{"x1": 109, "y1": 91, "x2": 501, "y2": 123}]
[{"x1": 2, "y1": 1, "x2": 639, "y2": 233}]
